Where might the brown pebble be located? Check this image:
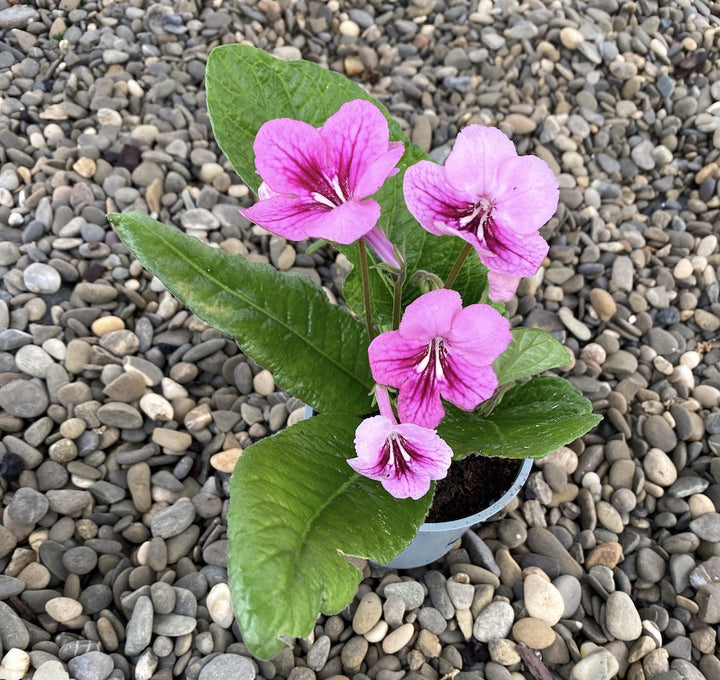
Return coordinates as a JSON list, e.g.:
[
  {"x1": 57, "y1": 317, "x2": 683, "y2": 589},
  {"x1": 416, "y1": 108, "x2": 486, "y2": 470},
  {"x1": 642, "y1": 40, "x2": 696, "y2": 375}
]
[
  {"x1": 511, "y1": 618, "x2": 555, "y2": 649},
  {"x1": 584, "y1": 542, "x2": 624, "y2": 570},
  {"x1": 589, "y1": 288, "x2": 617, "y2": 321}
]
